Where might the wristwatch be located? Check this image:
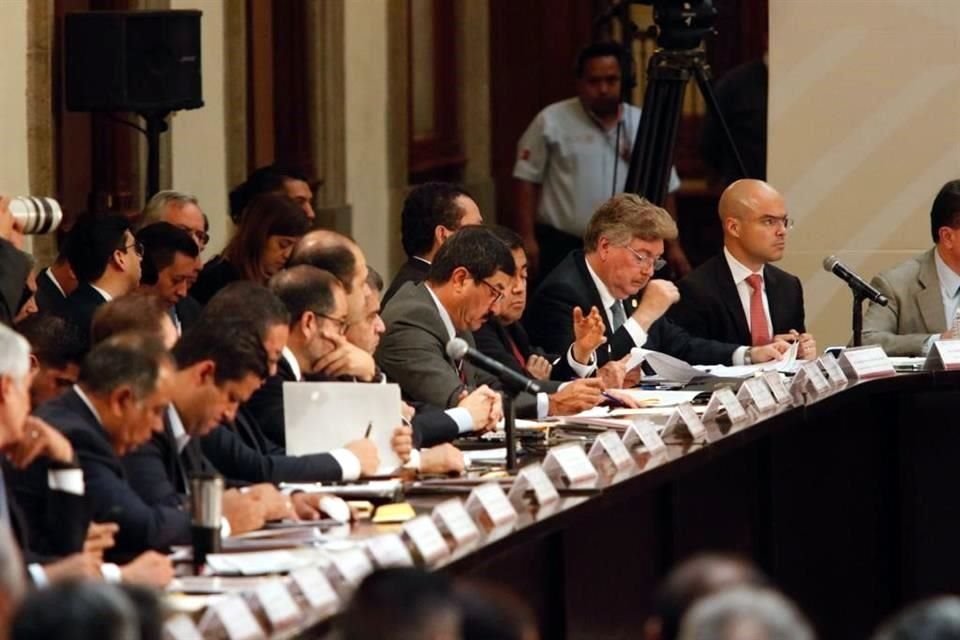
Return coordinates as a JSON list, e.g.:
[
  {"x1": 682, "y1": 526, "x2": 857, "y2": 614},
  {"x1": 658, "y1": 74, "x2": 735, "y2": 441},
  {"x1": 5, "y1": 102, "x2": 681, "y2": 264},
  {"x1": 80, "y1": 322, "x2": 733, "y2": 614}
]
[{"x1": 743, "y1": 348, "x2": 753, "y2": 365}]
